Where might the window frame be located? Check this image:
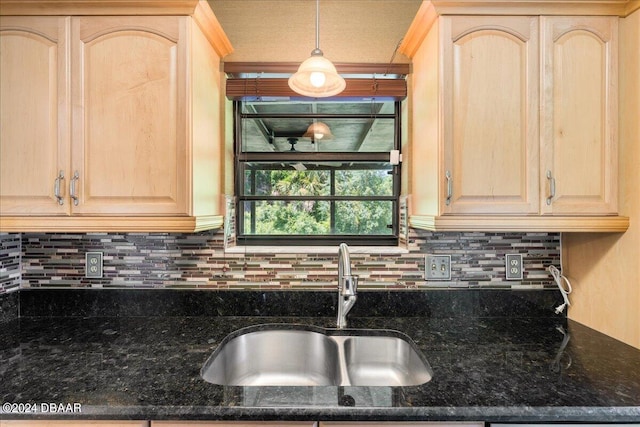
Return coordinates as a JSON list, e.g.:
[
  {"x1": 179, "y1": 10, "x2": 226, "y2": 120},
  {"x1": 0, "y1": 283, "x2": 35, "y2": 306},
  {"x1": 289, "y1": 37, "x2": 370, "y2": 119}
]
[{"x1": 234, "y1": 100, "x2": 402, "y2": 246}]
